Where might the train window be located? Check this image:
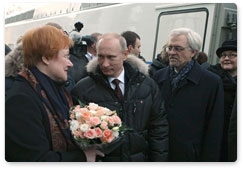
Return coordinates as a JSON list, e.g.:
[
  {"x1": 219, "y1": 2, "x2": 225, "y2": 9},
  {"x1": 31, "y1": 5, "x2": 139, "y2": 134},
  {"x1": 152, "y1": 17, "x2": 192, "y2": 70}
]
[{"x1": 153, "y1": 7, "x2": 208, "y2": 60}]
